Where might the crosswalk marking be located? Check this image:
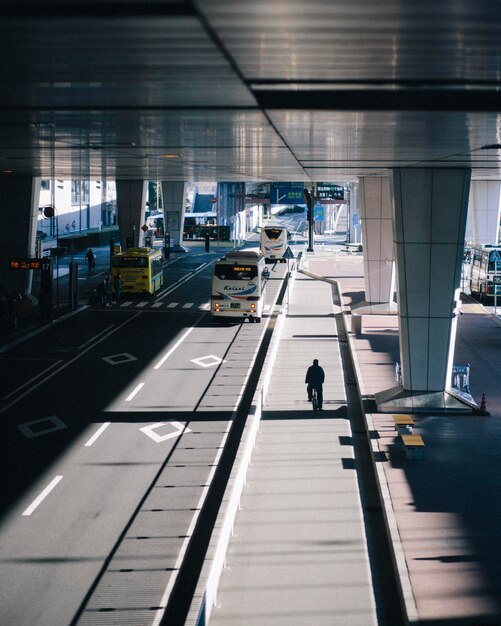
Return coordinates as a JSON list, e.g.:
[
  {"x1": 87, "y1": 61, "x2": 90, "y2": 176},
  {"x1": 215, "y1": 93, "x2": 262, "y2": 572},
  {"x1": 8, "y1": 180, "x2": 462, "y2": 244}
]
[
  {"x1": 199, "y1": 302, "x2": 210, "y2": 310},
  {"x1": 151, "y1": 302, "x2": 163, "y2": 308},
  {"x1": 182, "y1": 303, "x2": 194, "y2": 309},
  {"x1": 167, "y1": 302, "x2": 178, "y2": 308},
  {"x1": 121, "y1": 301, "x2": 133, "y2": 307},
  {"x1": 136, "y1": 301, "x2": 148, "y2": 308}
]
